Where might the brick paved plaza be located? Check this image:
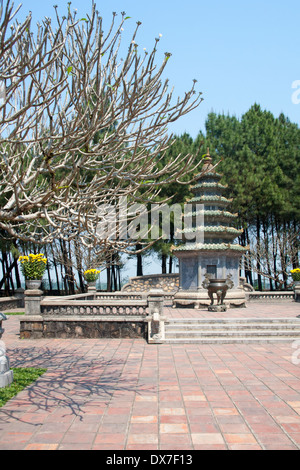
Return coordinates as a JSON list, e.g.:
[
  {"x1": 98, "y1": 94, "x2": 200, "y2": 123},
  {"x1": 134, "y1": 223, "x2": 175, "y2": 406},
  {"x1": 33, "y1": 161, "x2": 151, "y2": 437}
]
[{"x1": 0, "y1": 302, "x2": 300, "y2": 450}]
